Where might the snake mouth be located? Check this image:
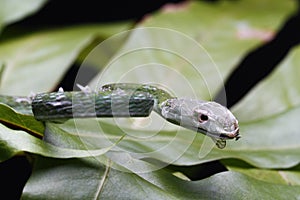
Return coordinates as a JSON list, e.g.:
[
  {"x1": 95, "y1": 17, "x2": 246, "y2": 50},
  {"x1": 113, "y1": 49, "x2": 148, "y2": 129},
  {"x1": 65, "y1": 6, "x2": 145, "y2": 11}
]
[
  {"x1": 201, "y1": 128, "x2": 240, "y2": 140},
  {"x1": 220, "y1": 128, "x2": 240, "y2": 140},
  {"x1": 220, "y1": 132, "x2": 240, "y2": 140}
]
